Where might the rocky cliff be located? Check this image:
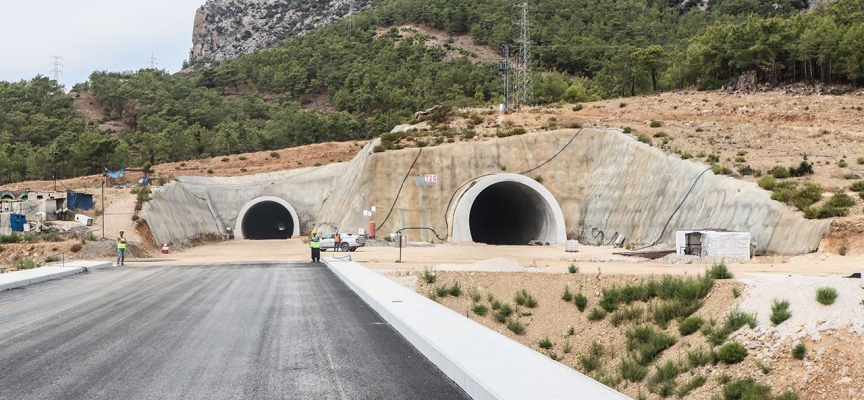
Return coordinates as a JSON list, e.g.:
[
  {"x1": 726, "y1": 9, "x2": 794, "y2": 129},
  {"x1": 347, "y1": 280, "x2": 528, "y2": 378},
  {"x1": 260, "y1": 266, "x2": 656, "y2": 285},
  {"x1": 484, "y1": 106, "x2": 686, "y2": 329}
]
[{"x1": 189, "y1": 0, "x2": 370, "y2": 66}]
